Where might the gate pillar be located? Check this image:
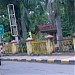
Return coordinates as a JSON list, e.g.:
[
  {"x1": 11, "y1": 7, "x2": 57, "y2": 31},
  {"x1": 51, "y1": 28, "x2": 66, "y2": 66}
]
[
  {"x1": 45, "y1": 34, "x2": 55, "y2": 54},
  {"x1": 26, "y1": 37, "x2": 33, "y2": 55}
]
